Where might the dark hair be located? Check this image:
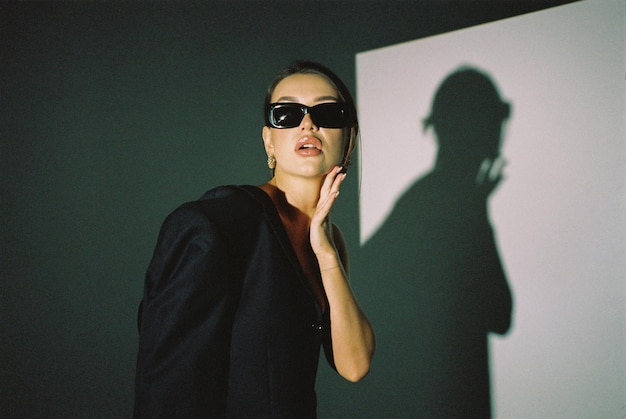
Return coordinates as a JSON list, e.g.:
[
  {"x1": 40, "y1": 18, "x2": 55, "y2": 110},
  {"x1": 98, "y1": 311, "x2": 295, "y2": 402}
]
[{"x1": 264, "y1": 60, "x2": 359, "y2": 167}]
